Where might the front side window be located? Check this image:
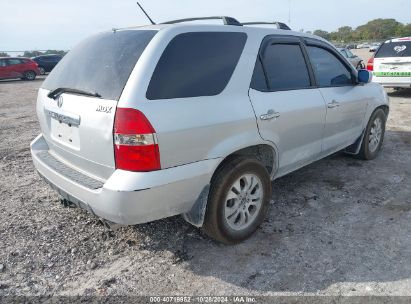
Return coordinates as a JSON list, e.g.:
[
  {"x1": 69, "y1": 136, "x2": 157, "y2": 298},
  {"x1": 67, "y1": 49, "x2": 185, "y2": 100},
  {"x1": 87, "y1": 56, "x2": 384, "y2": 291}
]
[
  {"x1": 346, "y1": 49, "x2": 355, "y2": 58},
  {"x1": 146, "y1": 32, "x2": 247, "y2": 100},
  {"x1": 261, "y1": 43, "x2": 311, "y2": 91},
  {"x1": 307, "y1": 46, "x2": 353, "y2": 87},
  {"x1": 339, "y1": 49, "x2": 348, "y2": 58},
  {"x1": 0, "y1": 59, "x2": 7, "y2": 67}
]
